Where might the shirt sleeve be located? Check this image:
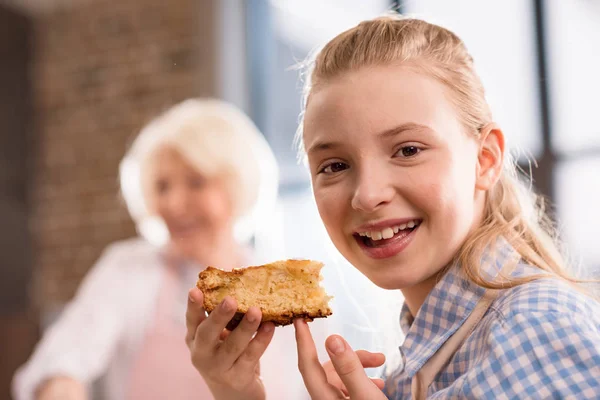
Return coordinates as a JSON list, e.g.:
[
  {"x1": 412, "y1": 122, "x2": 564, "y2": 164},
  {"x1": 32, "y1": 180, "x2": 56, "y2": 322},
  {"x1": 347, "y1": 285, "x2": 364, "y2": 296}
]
[
  {"x1": 458, "y1": 309, "x2": 600, "y2": 399},
  {"x1": 12, "y1": 244, "x2": 130, "y2": 400}
]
